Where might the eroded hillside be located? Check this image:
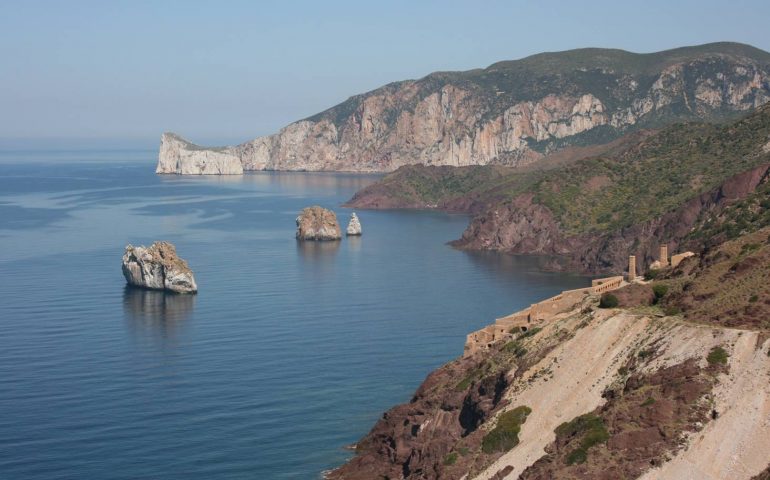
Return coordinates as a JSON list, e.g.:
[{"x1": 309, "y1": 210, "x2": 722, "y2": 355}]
[{"x1": 328, "y1": 229, "x2": 770, "y2": 480}]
